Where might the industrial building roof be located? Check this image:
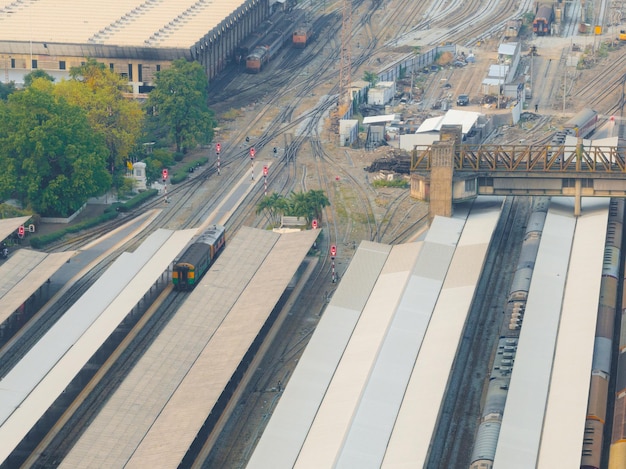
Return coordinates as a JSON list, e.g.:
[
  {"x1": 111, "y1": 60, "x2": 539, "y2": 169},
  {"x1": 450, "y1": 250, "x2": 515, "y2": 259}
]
[{"x1": 0, "y1": 0, "x2": 248, "y2": 49}]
